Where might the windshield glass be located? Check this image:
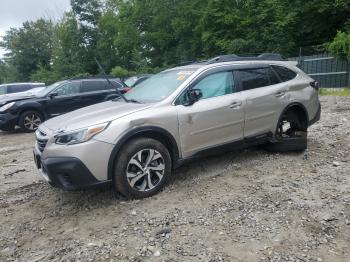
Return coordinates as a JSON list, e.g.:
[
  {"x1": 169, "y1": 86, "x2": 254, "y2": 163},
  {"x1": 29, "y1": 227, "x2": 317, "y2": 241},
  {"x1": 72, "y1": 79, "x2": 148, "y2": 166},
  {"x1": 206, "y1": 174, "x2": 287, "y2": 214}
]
[
  {"x1": 125, "y1": 68, "x2": 198, "y2": 102},
  {"x1": 124, "y1": 77, "x2": 138, "y2": 87},
  {"x1": 39, "y1": 81, "x2": 66, "y2": 96}
]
